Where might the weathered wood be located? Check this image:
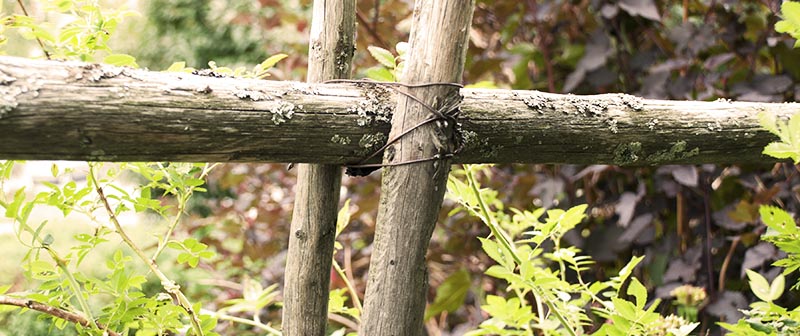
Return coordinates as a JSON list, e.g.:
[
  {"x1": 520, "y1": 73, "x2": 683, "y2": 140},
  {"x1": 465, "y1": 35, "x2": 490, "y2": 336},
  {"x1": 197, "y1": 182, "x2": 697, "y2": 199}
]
[
  {"x1": 282, "y1": 1, "x2": 355, "y2": 335},
  {"x1": 360, "y1": 1, "x2": 473, "y2": 334},
  {"x1": 0, "y1": 56, "x2": 796, "y2": 165}
]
